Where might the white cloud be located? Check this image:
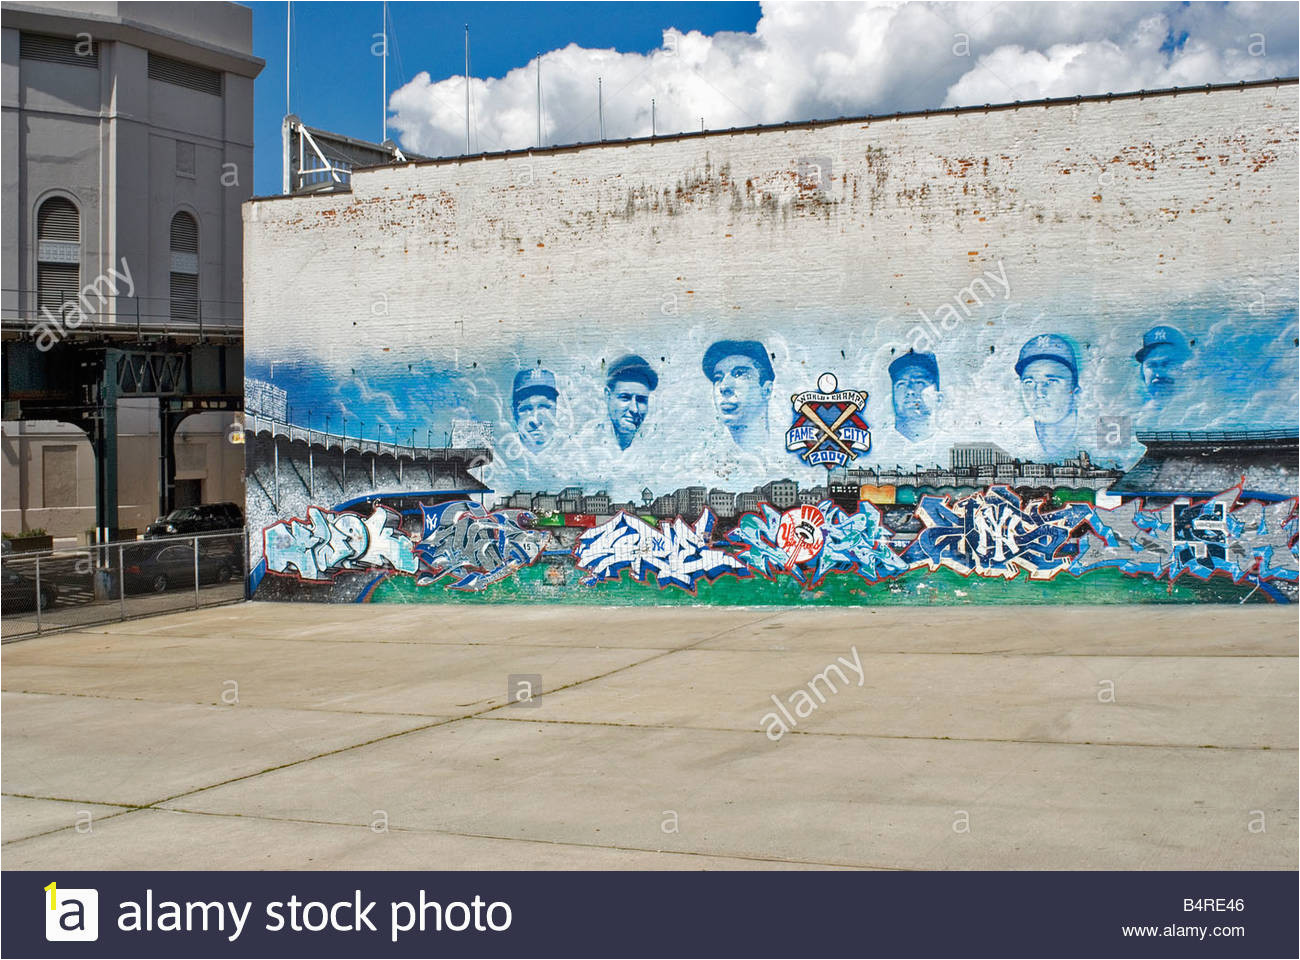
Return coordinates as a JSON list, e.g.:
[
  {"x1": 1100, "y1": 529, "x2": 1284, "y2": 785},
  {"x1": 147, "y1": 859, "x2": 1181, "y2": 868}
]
[{"x1": 388, "y1": 1, "x2": 1297, "y2": 157}]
